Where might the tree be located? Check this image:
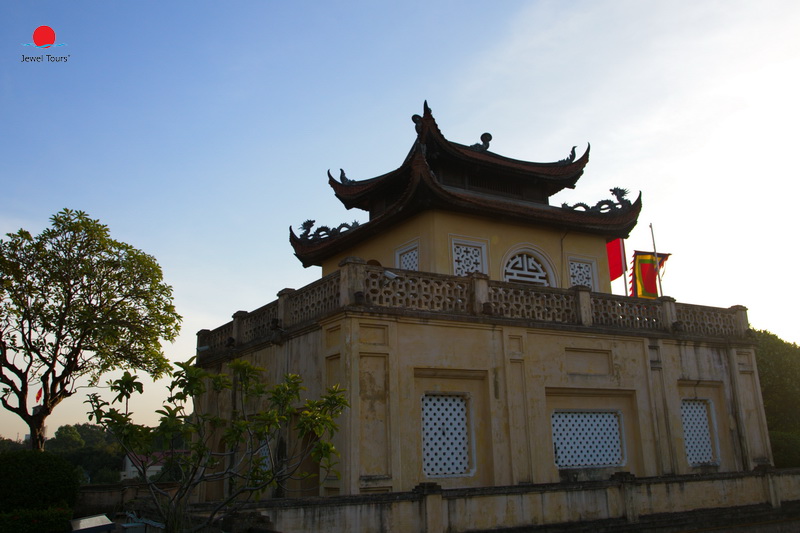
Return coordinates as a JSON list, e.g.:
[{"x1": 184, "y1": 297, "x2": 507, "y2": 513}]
[
  {"x1": 45, "y1": 424, "x2": 125, "y2": 484},
  {"x1": 47, "y1": 424, "x2": 85, "y2": 454},
  {"x1": 72, "y1": 422, "x2": 118, "y2": 450},
  {"x1": 753, "y1": 329, "x2": 800, "y2": 467},
  {"x1": 87, "y1": 360, "x2": 348, "y2": 533},
  {"x1": 0, "y1": 437, "x2": 24, "y2": 453},
  {"x1": 0, "y1": 209, "x2": 181, "y2": 450},
  {"x1": 753, "y1": 330, "x2": 800, "y2": 433}
]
